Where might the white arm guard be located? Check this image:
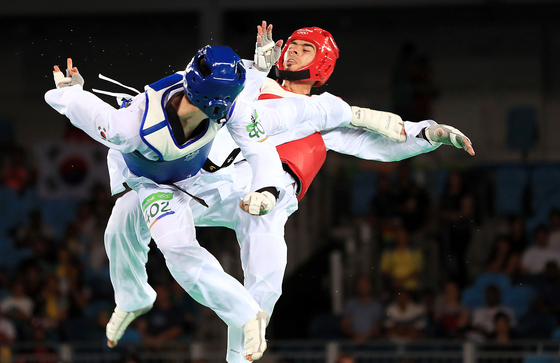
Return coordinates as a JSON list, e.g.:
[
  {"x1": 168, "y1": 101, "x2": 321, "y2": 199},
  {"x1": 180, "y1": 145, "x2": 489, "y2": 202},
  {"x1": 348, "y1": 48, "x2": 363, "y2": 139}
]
[
  {"x1": 253, "y1": 32, "x2": 281, "y2": 73},
  {"x1": 241, "y1": 191, "x2": 277, "y2": 216},
  {"x1": 348, "y1": 106, "x2": 406, "y2": 143},
  {"x1": 424, "y1": 123, "x2": 472, "y2": 150}
]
